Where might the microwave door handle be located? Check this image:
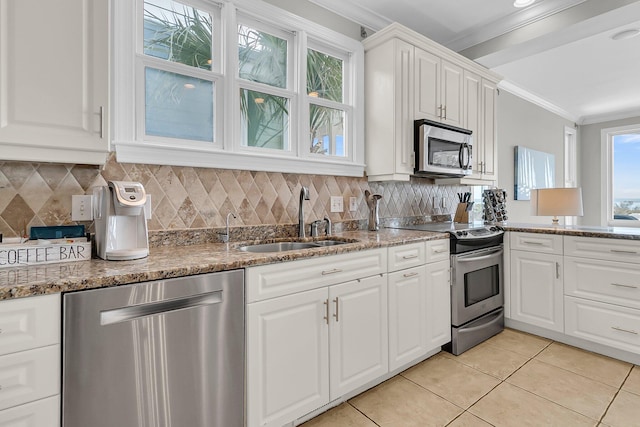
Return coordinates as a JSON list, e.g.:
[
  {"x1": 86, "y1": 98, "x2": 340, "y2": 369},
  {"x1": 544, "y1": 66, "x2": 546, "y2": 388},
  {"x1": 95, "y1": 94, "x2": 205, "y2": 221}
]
[
  {"x1": 458, "y1": 144, "x2": 465, "y2": 169},
  {"x1": 465, "y1": 144, "x2": 472, "y2": 169}
]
